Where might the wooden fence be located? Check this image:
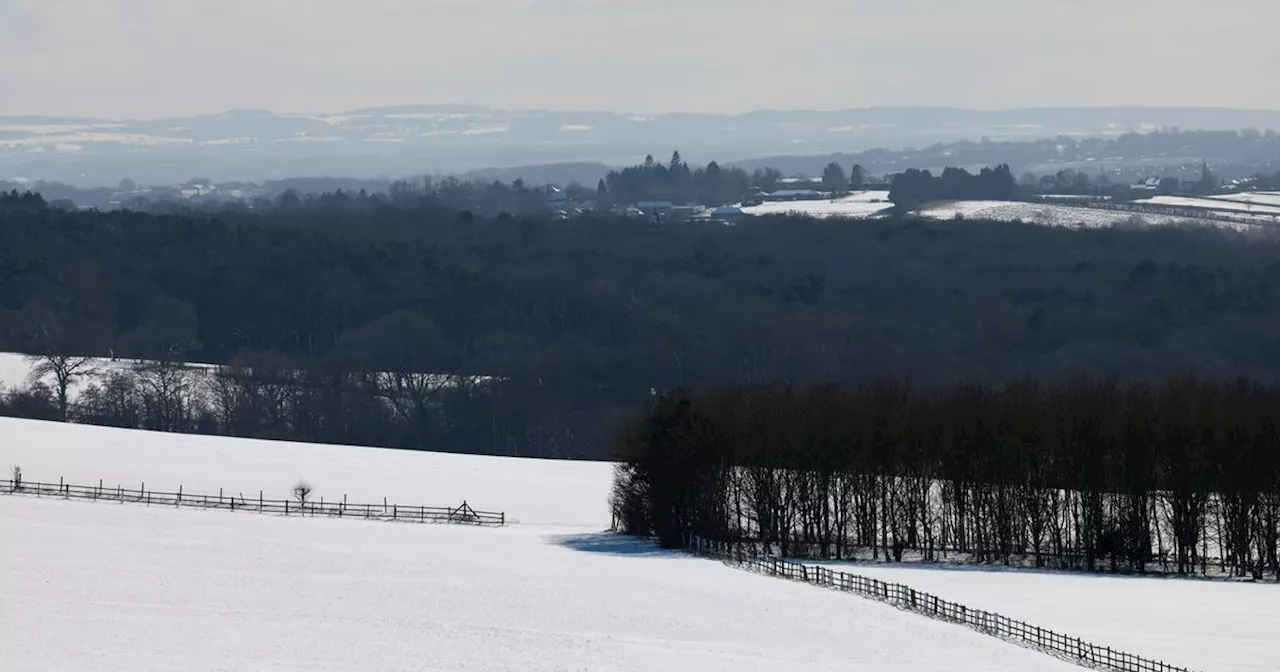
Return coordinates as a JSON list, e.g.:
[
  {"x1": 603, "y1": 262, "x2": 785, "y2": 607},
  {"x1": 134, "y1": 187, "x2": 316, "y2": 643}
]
[
  {"x1": 3, "y1": 477, "x2": 505, "y2": 526},
  {"x1": 691, "y1": 537, "x2": 1197, "y2": 672}
]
